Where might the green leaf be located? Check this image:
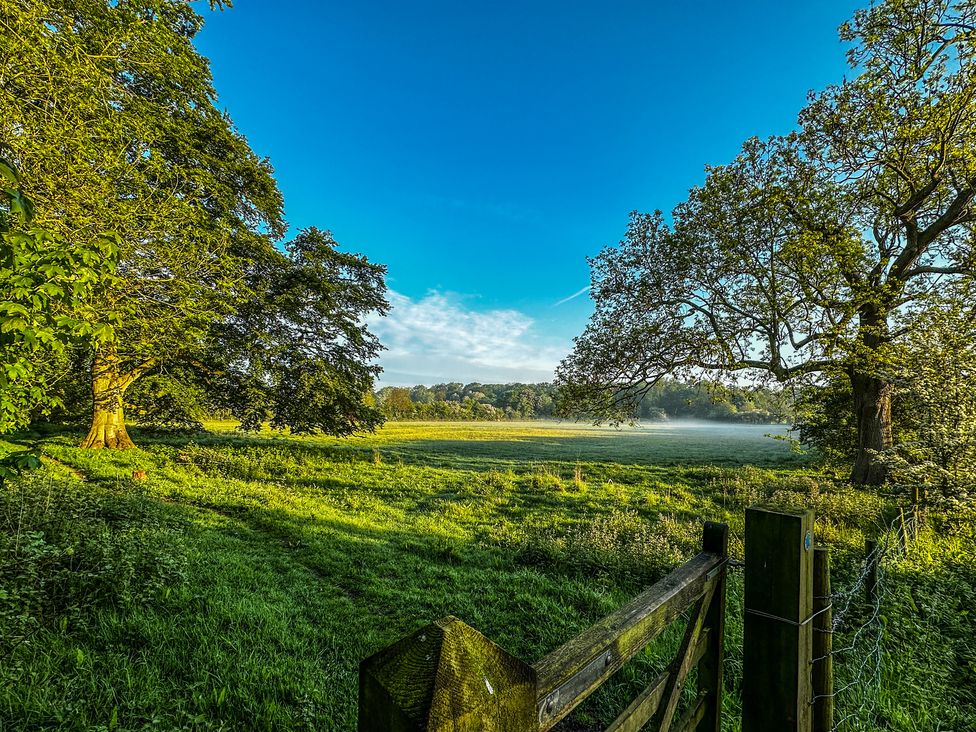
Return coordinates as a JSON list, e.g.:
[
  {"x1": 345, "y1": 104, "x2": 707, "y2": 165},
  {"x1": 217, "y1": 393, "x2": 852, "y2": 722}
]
[
  {"x1": 0, "y1": 317, "x2": 27, "y2": 333},
  {"x1": 0, "y1": 158, "x2": 19, "y2": 186},
  {"x1": 92, "y1": 323, "x2": 114, "y2": 342},
  {"x1": 0, "y1": 302, "x2": 29, "y2": 316},
  {"x1": 6, "y1": 189, "x2": 34, "y2": 220}
]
